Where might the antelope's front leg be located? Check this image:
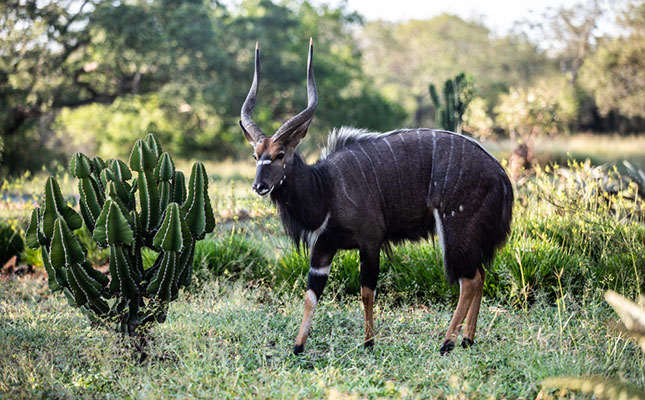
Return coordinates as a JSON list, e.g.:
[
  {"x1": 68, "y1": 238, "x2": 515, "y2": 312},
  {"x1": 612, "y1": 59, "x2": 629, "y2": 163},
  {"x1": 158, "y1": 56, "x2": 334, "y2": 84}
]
[
  {"x1": 359, "y1": 247, "x2": 380, "y2": 347},
  {"x1": 293, "y1": 246, "x2": 335, "y2": 355}
]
